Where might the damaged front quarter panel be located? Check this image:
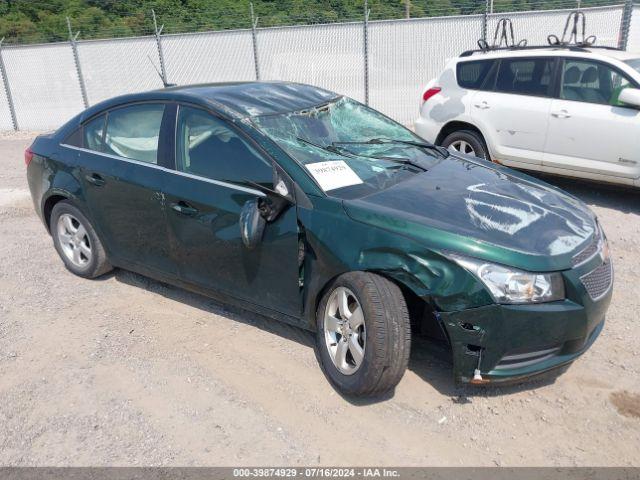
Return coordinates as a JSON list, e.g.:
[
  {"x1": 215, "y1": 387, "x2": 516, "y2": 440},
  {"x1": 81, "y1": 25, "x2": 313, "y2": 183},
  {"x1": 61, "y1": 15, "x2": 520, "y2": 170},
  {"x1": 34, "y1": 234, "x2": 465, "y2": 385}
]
[{"x1": 297, "y1": 195, "x2": 494, "y2": 326}]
